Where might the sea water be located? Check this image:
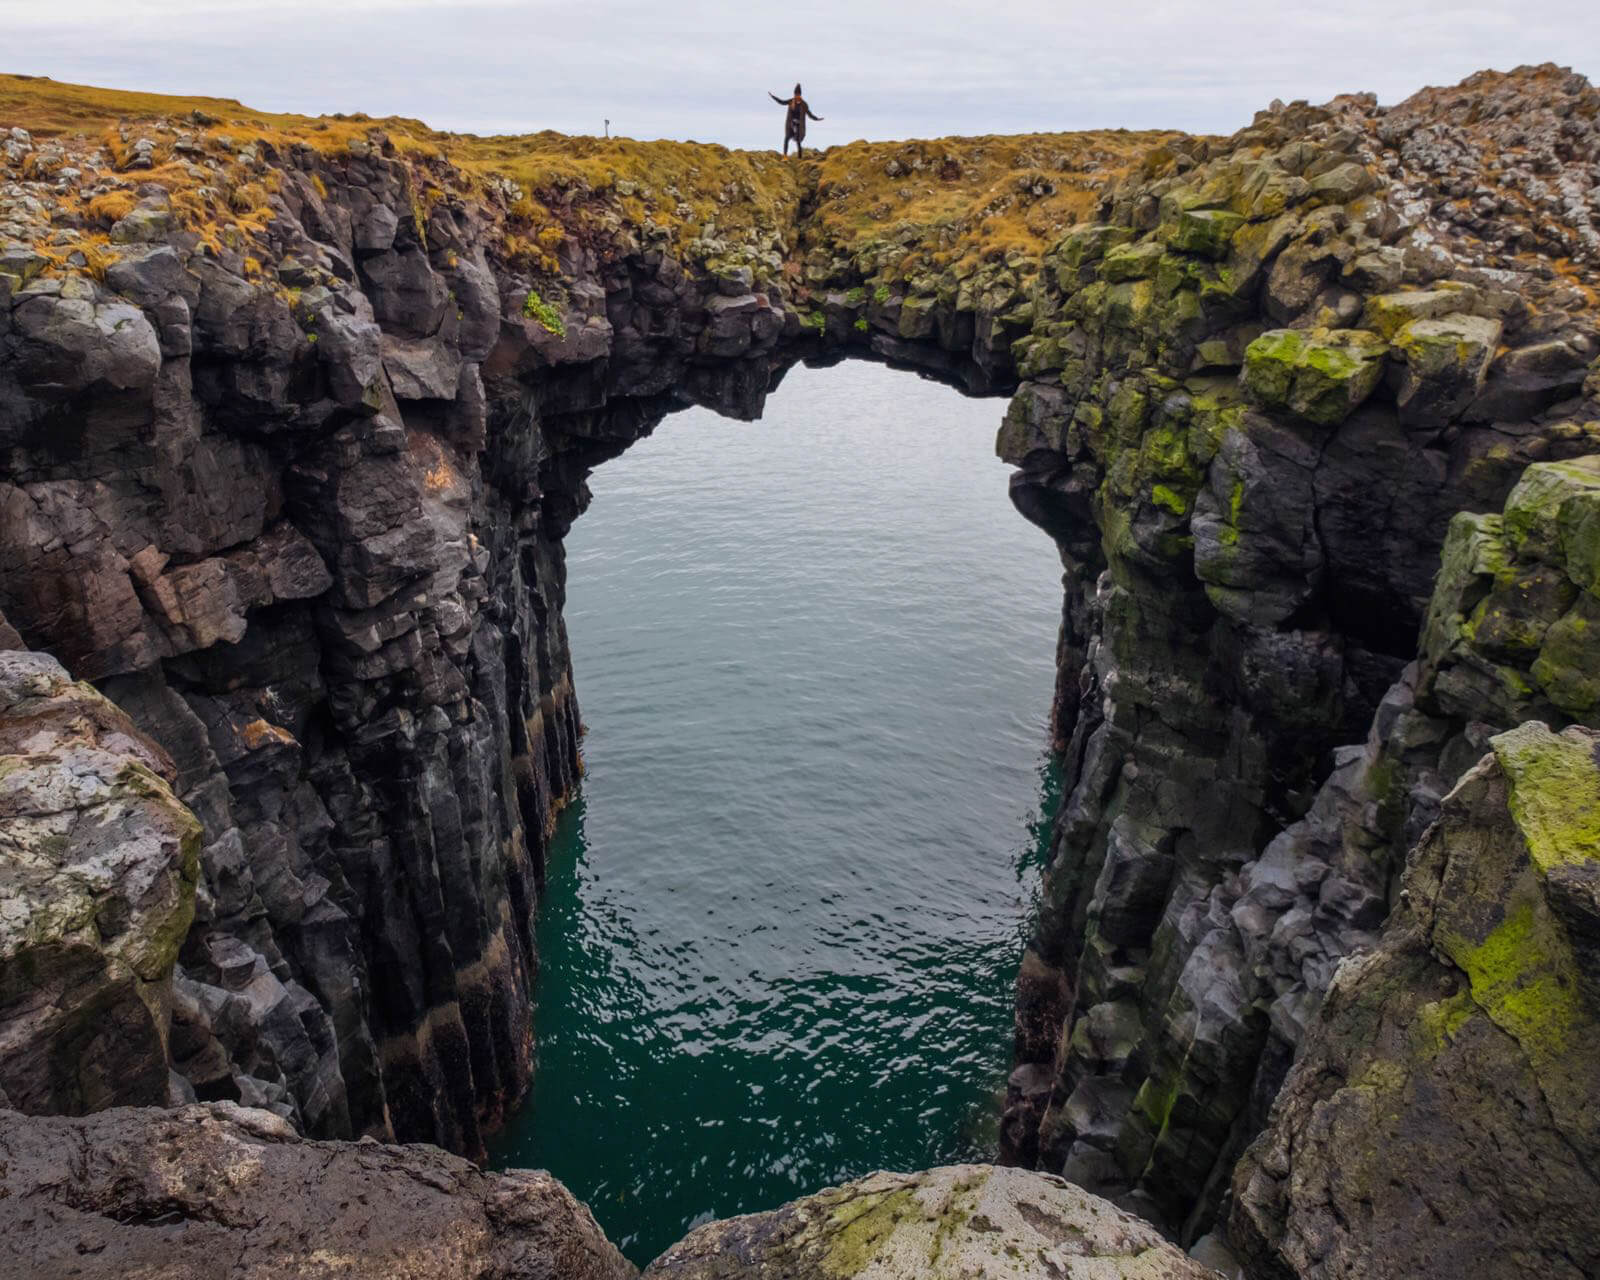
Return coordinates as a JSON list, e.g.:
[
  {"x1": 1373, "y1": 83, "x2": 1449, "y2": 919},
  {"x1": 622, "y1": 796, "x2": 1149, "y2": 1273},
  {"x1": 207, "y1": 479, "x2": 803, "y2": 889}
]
[{"x1": 488, "y1": 359, "x2": 1064, "y2": 1264}]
